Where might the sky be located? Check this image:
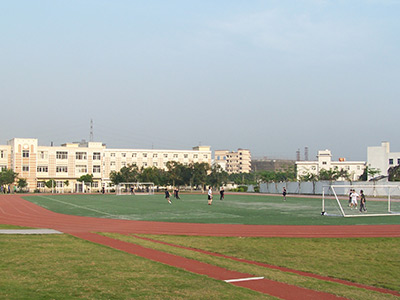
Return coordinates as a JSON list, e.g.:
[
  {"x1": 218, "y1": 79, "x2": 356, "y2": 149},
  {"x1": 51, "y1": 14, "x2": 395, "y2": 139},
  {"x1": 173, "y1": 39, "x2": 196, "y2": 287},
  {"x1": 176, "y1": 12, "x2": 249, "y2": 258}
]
[{"x1": 1, "y1": 0, "x2": 399, "y2": 161}]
